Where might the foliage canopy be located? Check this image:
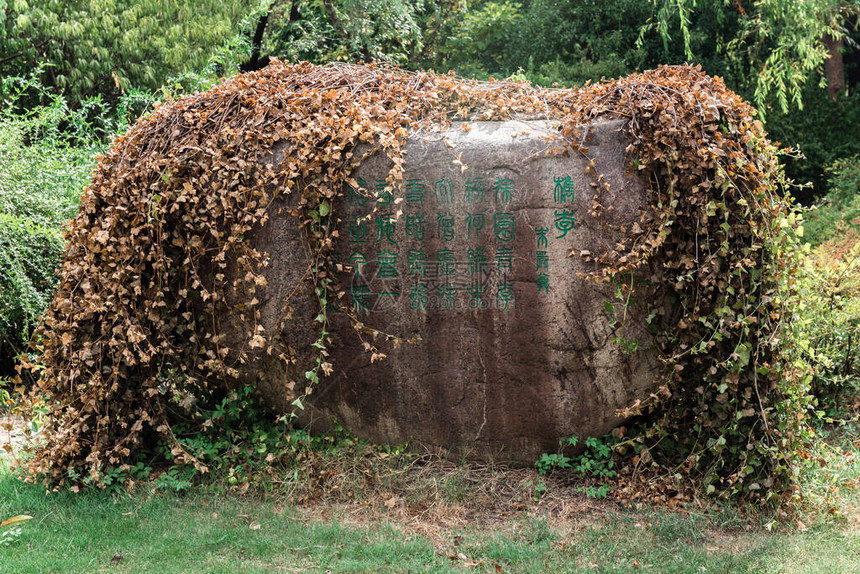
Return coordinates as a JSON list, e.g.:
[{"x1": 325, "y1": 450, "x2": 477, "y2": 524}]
[
  {"x1": 642, "y1": 0, "x2": 860, "y2": 116},
  {"x1": 261, "y1": 0, "x2": 423, "y2": 65},
  {"x1": 0, "y1": 0, "x2": 255, "y2": 101}
]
